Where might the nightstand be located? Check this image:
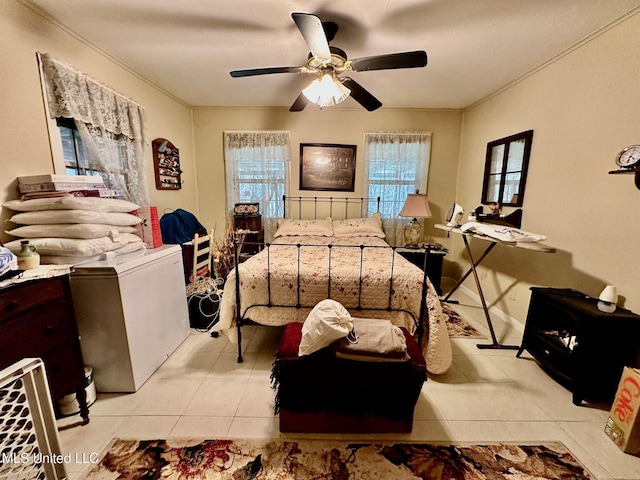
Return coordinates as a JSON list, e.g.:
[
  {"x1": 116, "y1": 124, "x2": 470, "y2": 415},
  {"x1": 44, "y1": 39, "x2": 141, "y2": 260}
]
[{"x1": 396, "y1": 246, "x2": 446, "y2": 295}]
